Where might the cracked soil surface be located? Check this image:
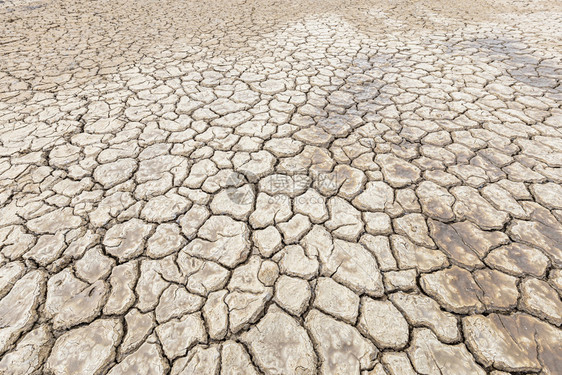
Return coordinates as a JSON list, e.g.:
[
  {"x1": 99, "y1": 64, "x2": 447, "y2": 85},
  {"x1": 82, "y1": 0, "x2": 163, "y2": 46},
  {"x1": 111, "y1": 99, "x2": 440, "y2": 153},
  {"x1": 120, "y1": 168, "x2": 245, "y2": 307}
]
[{"x1": 1, "y1": 0, "x2": 562, "y2": 374}]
